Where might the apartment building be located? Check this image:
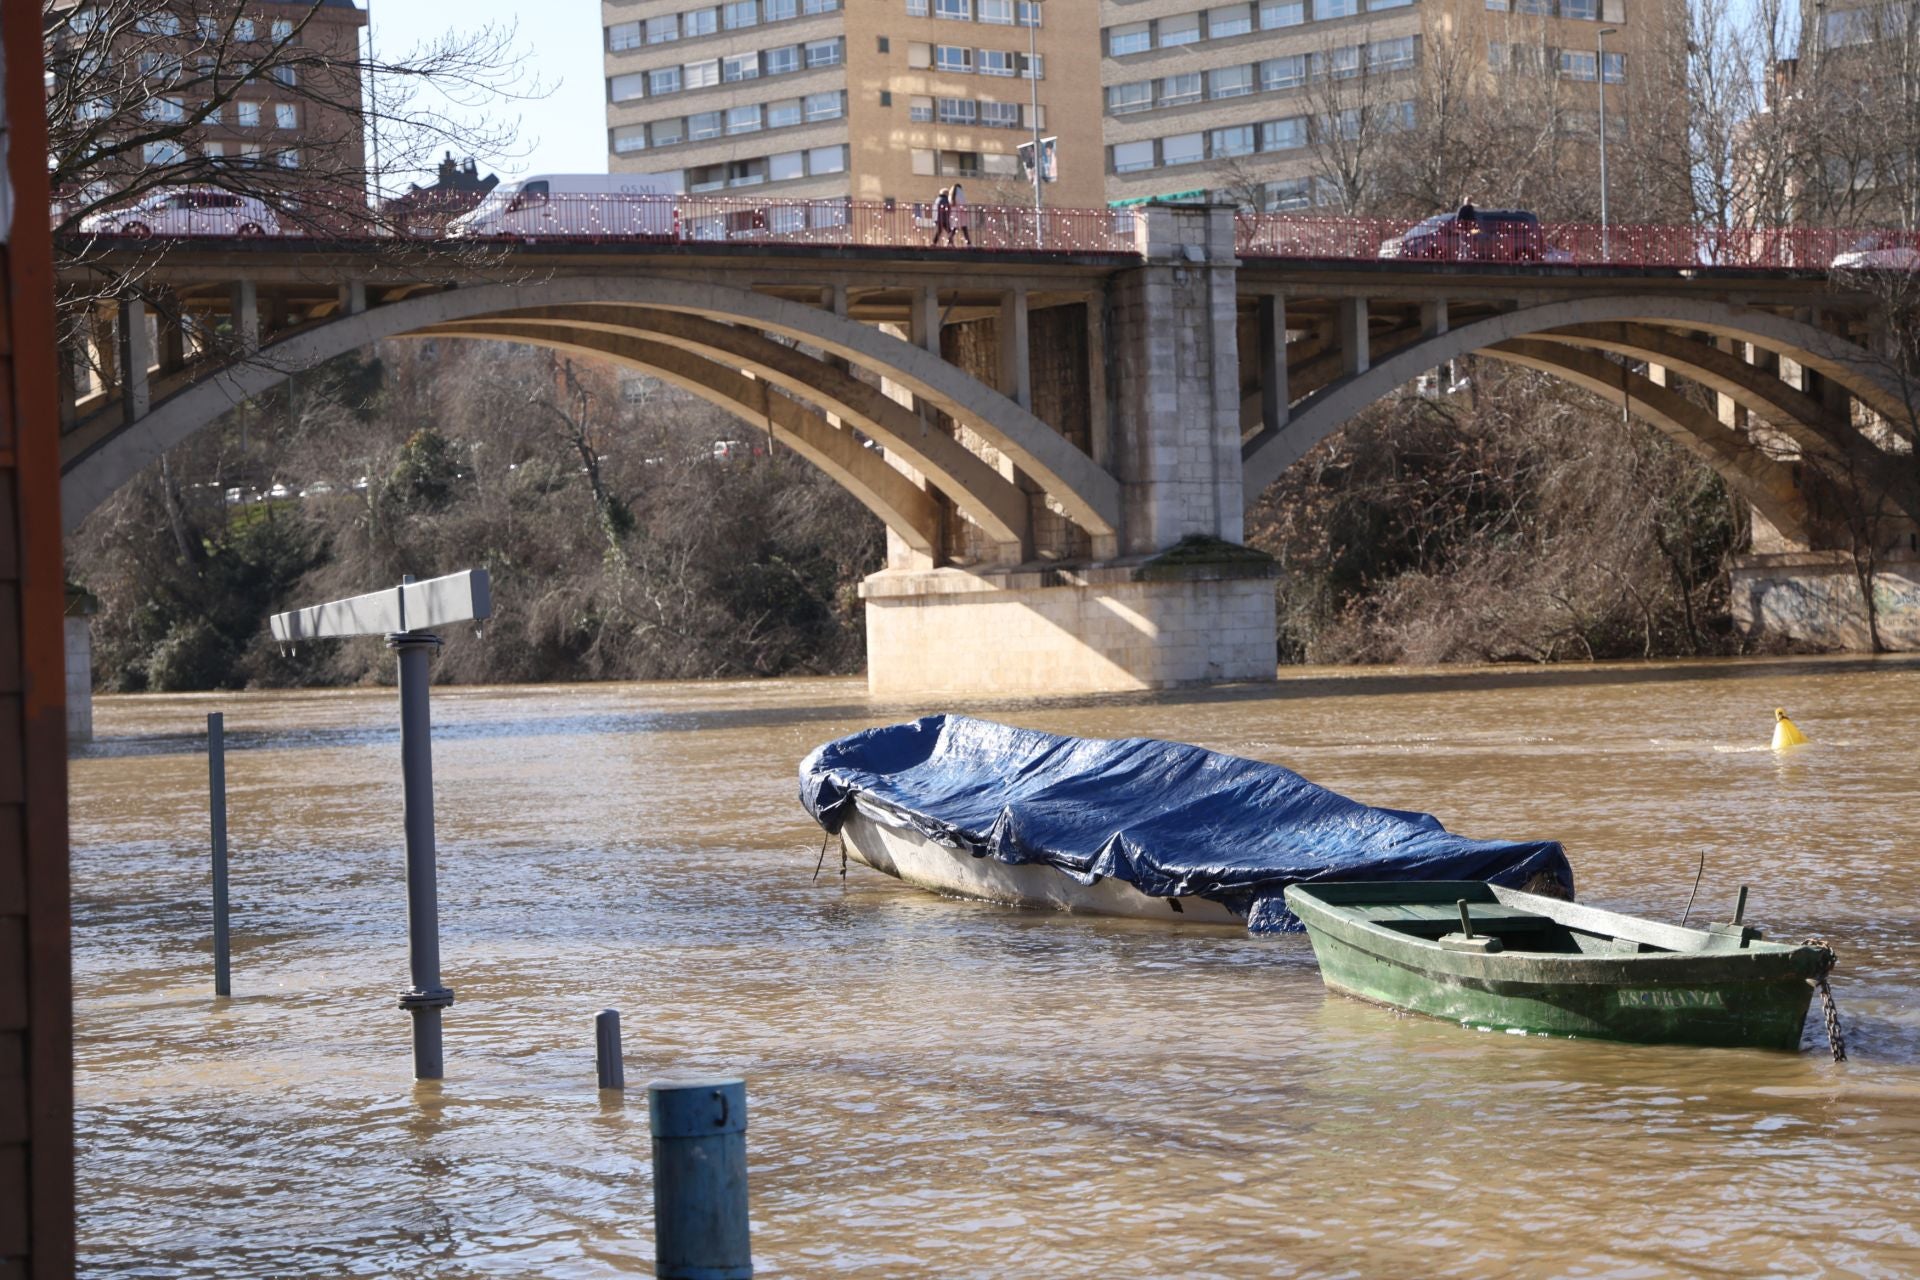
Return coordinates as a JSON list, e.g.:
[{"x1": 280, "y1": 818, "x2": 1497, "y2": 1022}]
[
  {"x1": 47, "y1": 0, "x2": 368, "y2": 201},
  {"x1": 1098, "y1": 0, "x2": 1669, "y2": 211},
  {"x1": 601, "y1": 0, "x2": 1105, "y2": 209}
]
